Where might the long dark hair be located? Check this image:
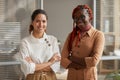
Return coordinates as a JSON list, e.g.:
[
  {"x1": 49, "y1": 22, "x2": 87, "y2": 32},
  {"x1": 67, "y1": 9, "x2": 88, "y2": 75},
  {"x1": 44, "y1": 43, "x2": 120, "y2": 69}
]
[{"x1": 29, "y1": 9, "x2": 48, "y2": 34}]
